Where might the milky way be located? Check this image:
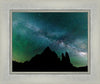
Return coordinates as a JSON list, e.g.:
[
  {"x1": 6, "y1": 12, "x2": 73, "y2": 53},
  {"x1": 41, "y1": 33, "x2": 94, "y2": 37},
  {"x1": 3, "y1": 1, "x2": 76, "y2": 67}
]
[{"x1": 12, "y1": 12, "x2": 88, "y2": 67}]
